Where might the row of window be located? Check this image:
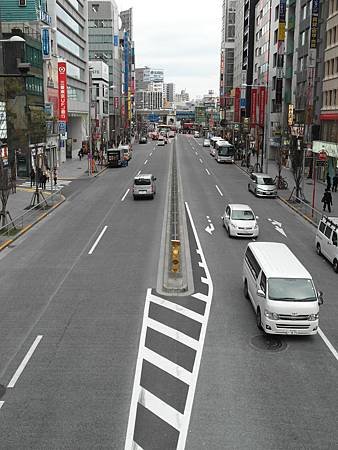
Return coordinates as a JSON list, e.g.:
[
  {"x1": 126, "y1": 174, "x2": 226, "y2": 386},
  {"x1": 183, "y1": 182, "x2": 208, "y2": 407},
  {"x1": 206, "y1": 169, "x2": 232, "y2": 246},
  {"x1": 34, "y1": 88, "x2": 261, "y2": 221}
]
[
  {"x1": 56, "y1": 30, "x2": 84, "y2": 58},
  {"x1": 25, "y1": 77, "x2": 43, "y2": 96},
  {"x1": 325, "y1": 57, "x2": 338, "y2": 77},
  {"x1": 323, "y1": 89, "x2": 338, "y2": 107},
  {"x1": 255, "y1": 41, "x2": 269, "y2": 57},
  {"x1": 89, "y1": 34, "x2": 115, "y2": 44},
  {"x1": 26, "y1": 46, "x2": 42, "y2": 68},
  {"x1": 327, "y1": 26, "x2": 338, "y2": 47},
  {"x1": 88, "y1": 20, "x2": 112, "y2": 28},
  {"x1": 256, "y1": 22, "x2": 269, "y2": 41},
  {"x1": 56, "y1": 3, "x2": 82, "y2": 35}
]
